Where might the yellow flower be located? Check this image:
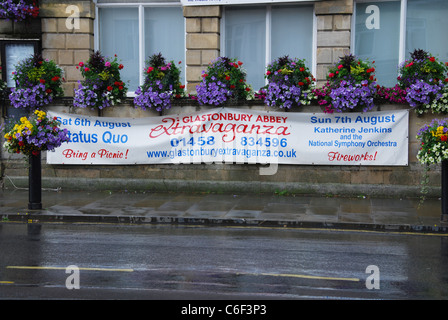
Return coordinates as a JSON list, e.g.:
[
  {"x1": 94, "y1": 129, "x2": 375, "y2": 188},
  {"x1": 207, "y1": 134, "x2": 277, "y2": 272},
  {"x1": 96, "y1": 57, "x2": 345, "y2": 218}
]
[
  {"x1": 351, "y1": 65, "x2": 365, "y2": 75},
  {"x1": 279, "y1": 68, "x2": 293, "y2": 75},
  {"x1": 99, "y1": 71, "x2": 110, "y2": 81}
]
